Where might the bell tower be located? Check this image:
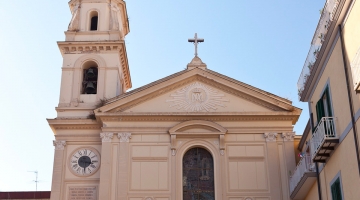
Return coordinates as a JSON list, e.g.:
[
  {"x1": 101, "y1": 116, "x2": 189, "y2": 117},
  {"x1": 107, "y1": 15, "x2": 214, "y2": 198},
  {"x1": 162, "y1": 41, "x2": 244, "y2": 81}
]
[{"x1": 57, "y1": 0, "x2": 131, "y2": 118}]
